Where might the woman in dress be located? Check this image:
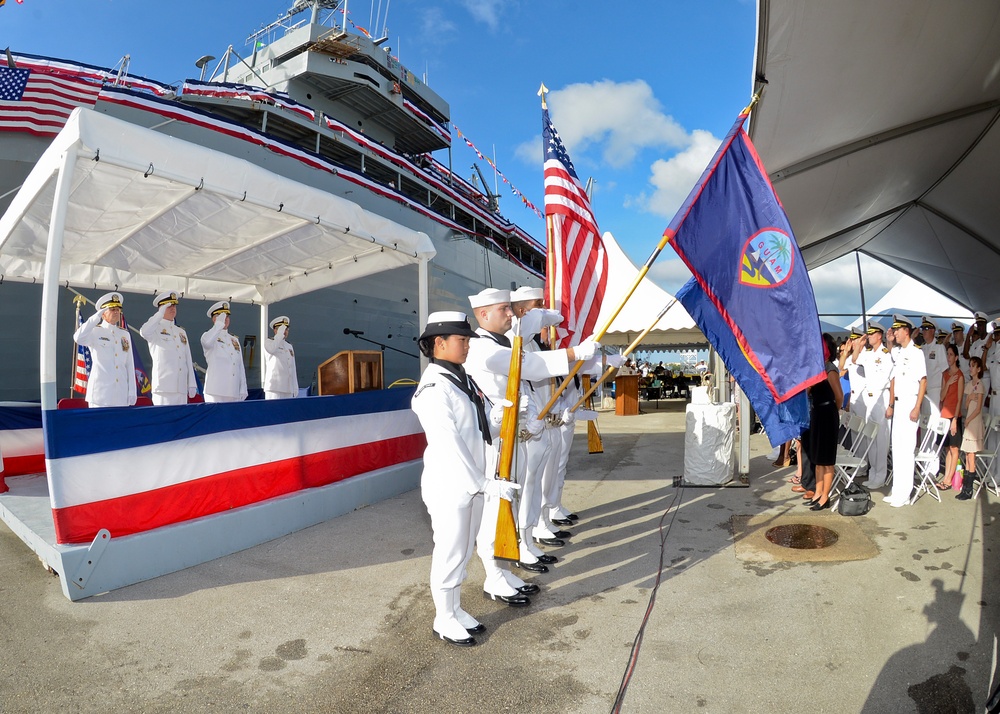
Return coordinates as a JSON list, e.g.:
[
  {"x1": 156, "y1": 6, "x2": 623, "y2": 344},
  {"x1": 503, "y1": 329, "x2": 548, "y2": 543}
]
[
  {"x1": 957, "y1": 356, "x2": 985, "y2": 500},
  {"x1": 805, "y1": 333, "x2": 844, "y2": 511},
  {"x1": 936, "y1": 343, "x2": 965, "y2": 490}
]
